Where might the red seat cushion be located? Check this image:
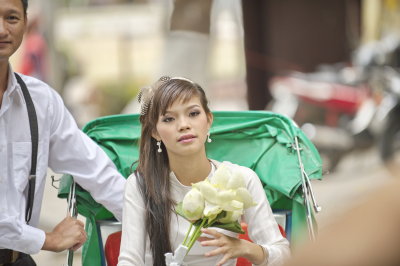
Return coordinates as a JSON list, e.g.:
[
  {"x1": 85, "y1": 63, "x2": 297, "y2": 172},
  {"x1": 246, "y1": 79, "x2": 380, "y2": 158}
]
[{"x1": 105, "y1": 231, "x2": 122, "y2": 266}]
